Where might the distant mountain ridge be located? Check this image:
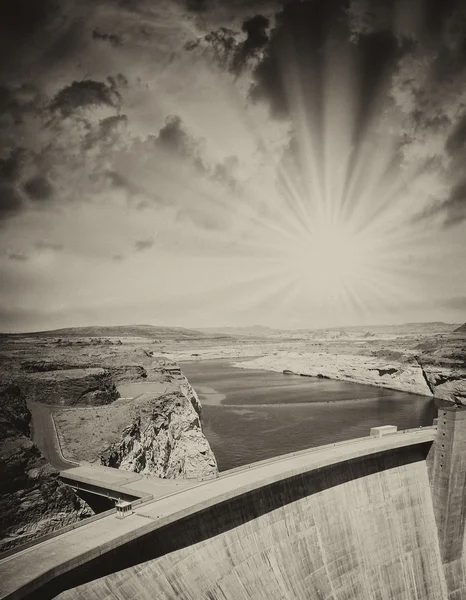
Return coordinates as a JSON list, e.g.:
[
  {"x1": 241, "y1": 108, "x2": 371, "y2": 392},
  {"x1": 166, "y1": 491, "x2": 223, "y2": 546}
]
[
  {"x1": 198, "y1": 325, "x2": 282, "y2": 337},
  {"x1": 454, "y1": 323, "x2": 466, "y2": 333},
  {"x1": 12, "y1": 325, "x2": 211, "y2": 339}
]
